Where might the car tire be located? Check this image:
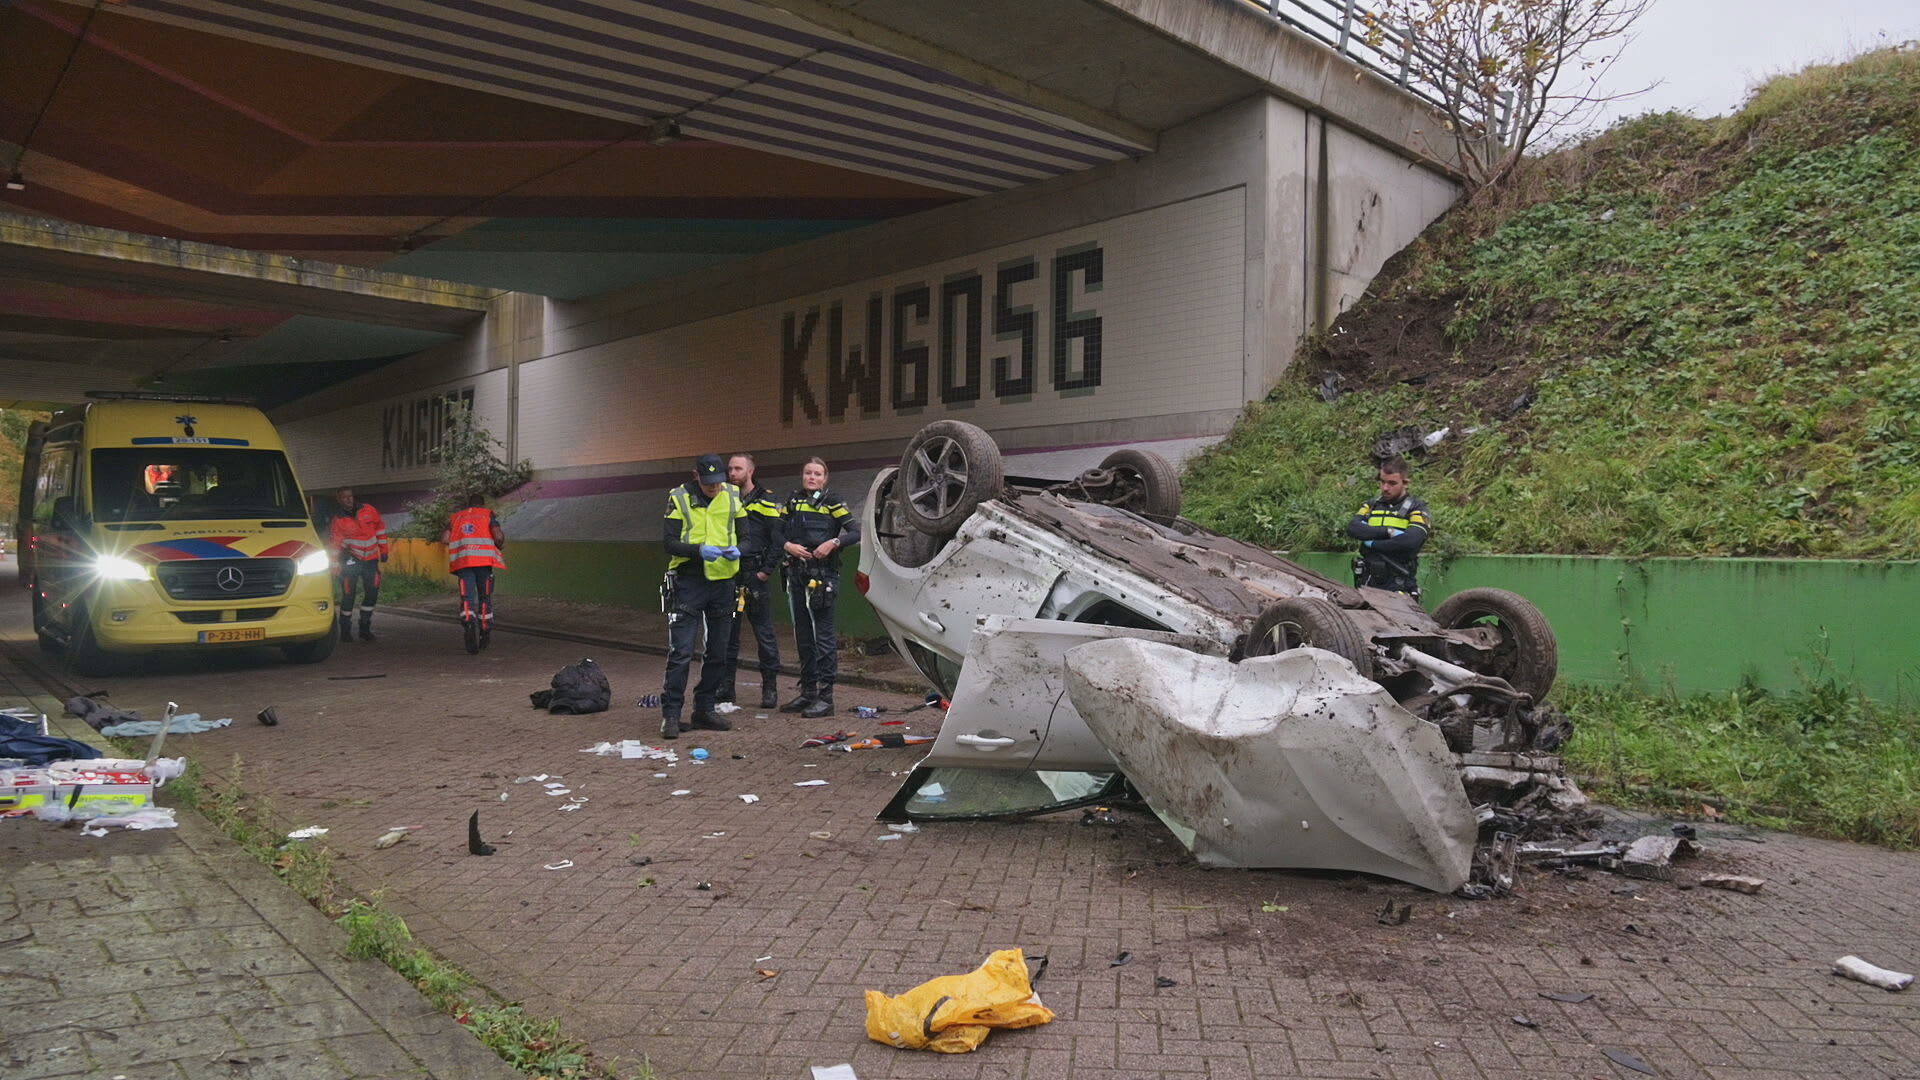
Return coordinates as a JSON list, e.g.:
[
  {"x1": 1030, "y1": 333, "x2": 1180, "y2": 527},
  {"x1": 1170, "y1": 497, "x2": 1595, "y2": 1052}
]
[
  {"x1": 1096, "y1": 448, "x2": 1183, "y2": 519},
  {"x1": 899, "y1": 420, "x2": 1004, "y2": 536},
  {"x1": 282, "y1": 631, "x2": 337, "y2": 665},
  {"x1": 1242, "y1": 596, "x2": 1374, "y2": 679},
  {"x1": 1432, "y1": 587, "x2": 1558, "y2": 700},
  {"x1": 66, "y1": 605, "x2": 112, "y2": 677}
]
